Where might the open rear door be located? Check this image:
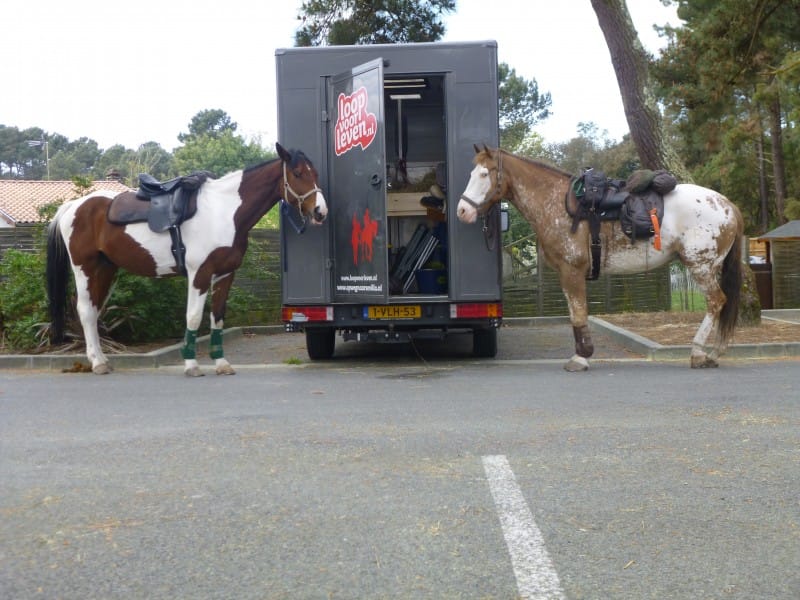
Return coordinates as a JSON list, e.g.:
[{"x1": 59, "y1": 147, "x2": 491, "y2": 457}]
[{"x1": 328, "y1": 58, "x2": 388, "y2": 303}]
